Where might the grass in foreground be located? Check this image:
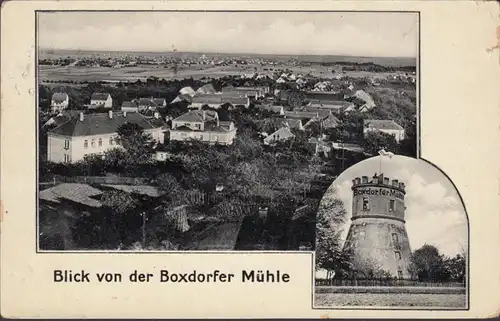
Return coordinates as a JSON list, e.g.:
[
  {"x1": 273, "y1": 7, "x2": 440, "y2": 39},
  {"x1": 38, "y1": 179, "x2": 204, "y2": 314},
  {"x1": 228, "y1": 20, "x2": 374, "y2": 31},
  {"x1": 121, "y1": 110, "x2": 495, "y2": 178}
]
[{"x1": 314, "y1": 293, "x2": 467, "y2": 308}]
